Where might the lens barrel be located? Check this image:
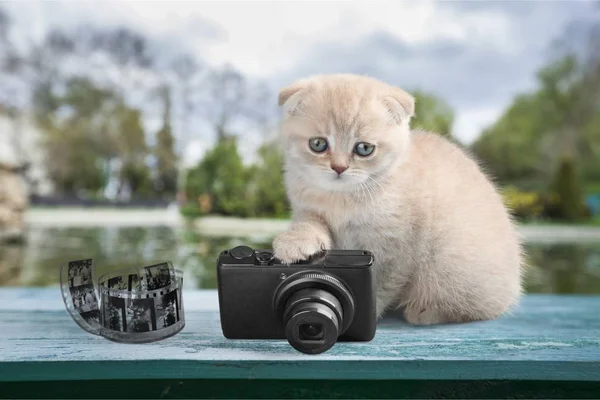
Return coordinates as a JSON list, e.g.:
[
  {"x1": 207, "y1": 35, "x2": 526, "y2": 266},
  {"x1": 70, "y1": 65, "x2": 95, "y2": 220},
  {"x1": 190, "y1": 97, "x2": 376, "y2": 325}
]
[
  {"x1": 274, "y1": 271, "x2": 355, "y2": 354},
  {"x1": 283, "y1": 288, "x2": 342, "y2": 354}
]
